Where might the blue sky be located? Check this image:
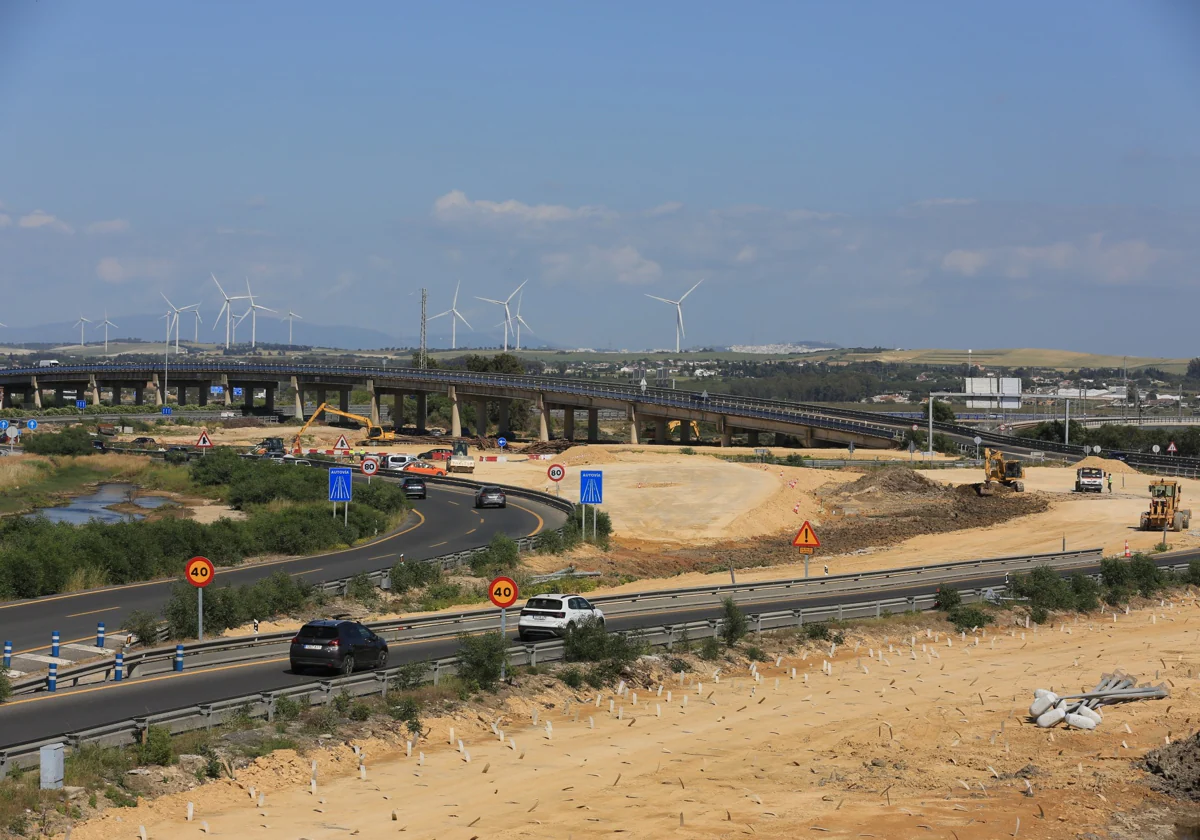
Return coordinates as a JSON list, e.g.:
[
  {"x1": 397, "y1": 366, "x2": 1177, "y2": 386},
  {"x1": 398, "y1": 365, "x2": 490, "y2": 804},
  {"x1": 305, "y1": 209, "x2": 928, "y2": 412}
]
[{"x1": 1, "y1": 1, "x2": 1198, "y2": 353}]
